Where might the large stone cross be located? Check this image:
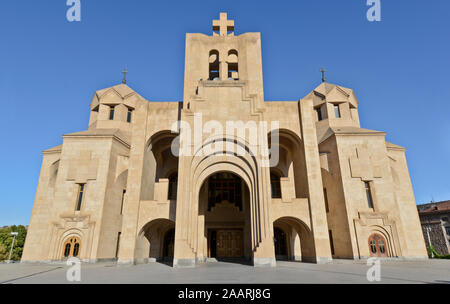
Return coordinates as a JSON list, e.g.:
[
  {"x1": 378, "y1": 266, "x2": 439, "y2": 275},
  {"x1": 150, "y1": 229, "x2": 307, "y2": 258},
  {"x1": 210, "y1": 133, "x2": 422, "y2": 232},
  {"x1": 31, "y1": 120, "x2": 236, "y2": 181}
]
[
  {"x1": 213, "y1": 12, "x2": 234, "y2": 36},
  {"x1": 66, "y1": 151, "x2": 99, "y2": 183},
  {"x1": 349, "y1": 147, "x2": 382, "y2": 181}
]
